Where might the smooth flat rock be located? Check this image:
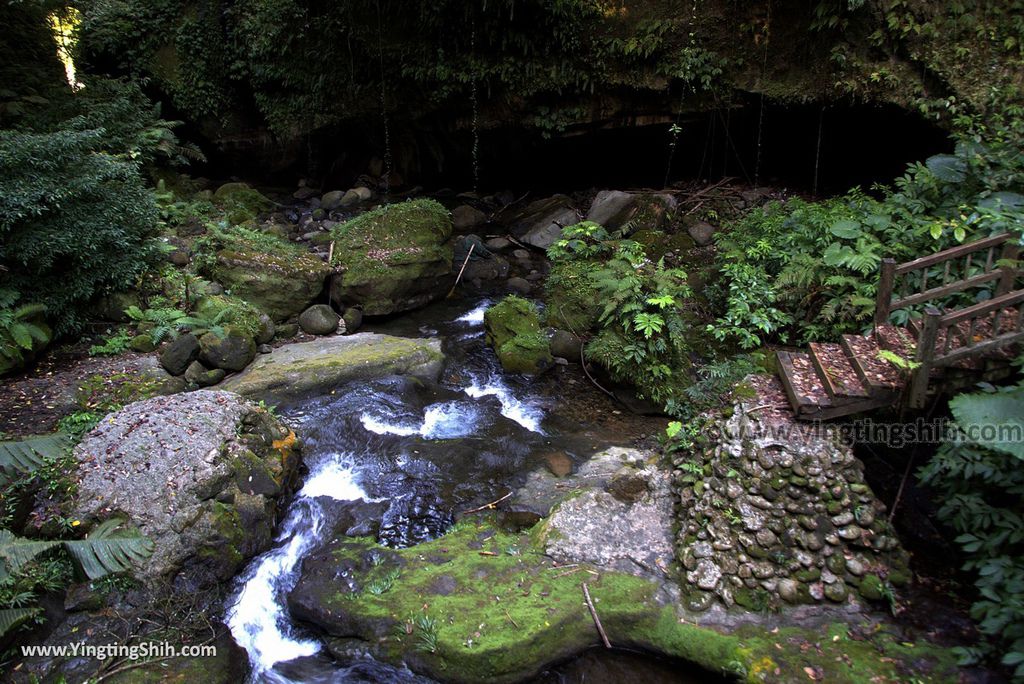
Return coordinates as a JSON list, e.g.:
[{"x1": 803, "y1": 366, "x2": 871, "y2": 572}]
[{"x1": 219, "y1": 333, "x2": 444, "y2": 404}]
